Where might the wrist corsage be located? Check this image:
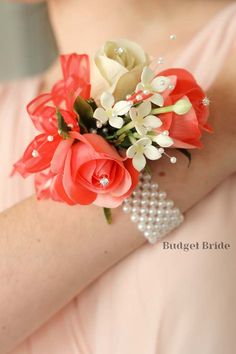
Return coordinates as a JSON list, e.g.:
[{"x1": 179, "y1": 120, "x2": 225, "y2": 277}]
[{"x1": 12, "y1": 39, "x2": 211, "y2": 243}]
